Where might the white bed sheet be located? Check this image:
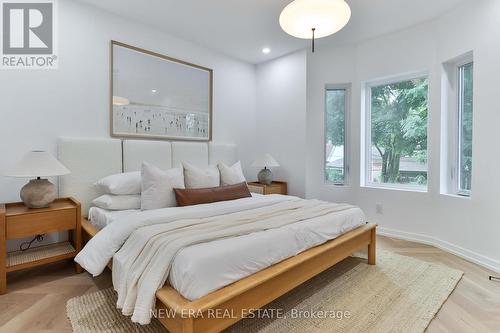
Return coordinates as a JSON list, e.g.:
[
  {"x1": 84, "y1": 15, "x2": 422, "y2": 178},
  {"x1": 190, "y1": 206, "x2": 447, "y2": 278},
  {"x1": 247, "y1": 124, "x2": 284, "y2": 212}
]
[
  {"x1": 169, "y1": 204, "x2": 365, "y2": 300},
  {"x1": 88, "y1": 207, "x2": 139, "y2": 230}
]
